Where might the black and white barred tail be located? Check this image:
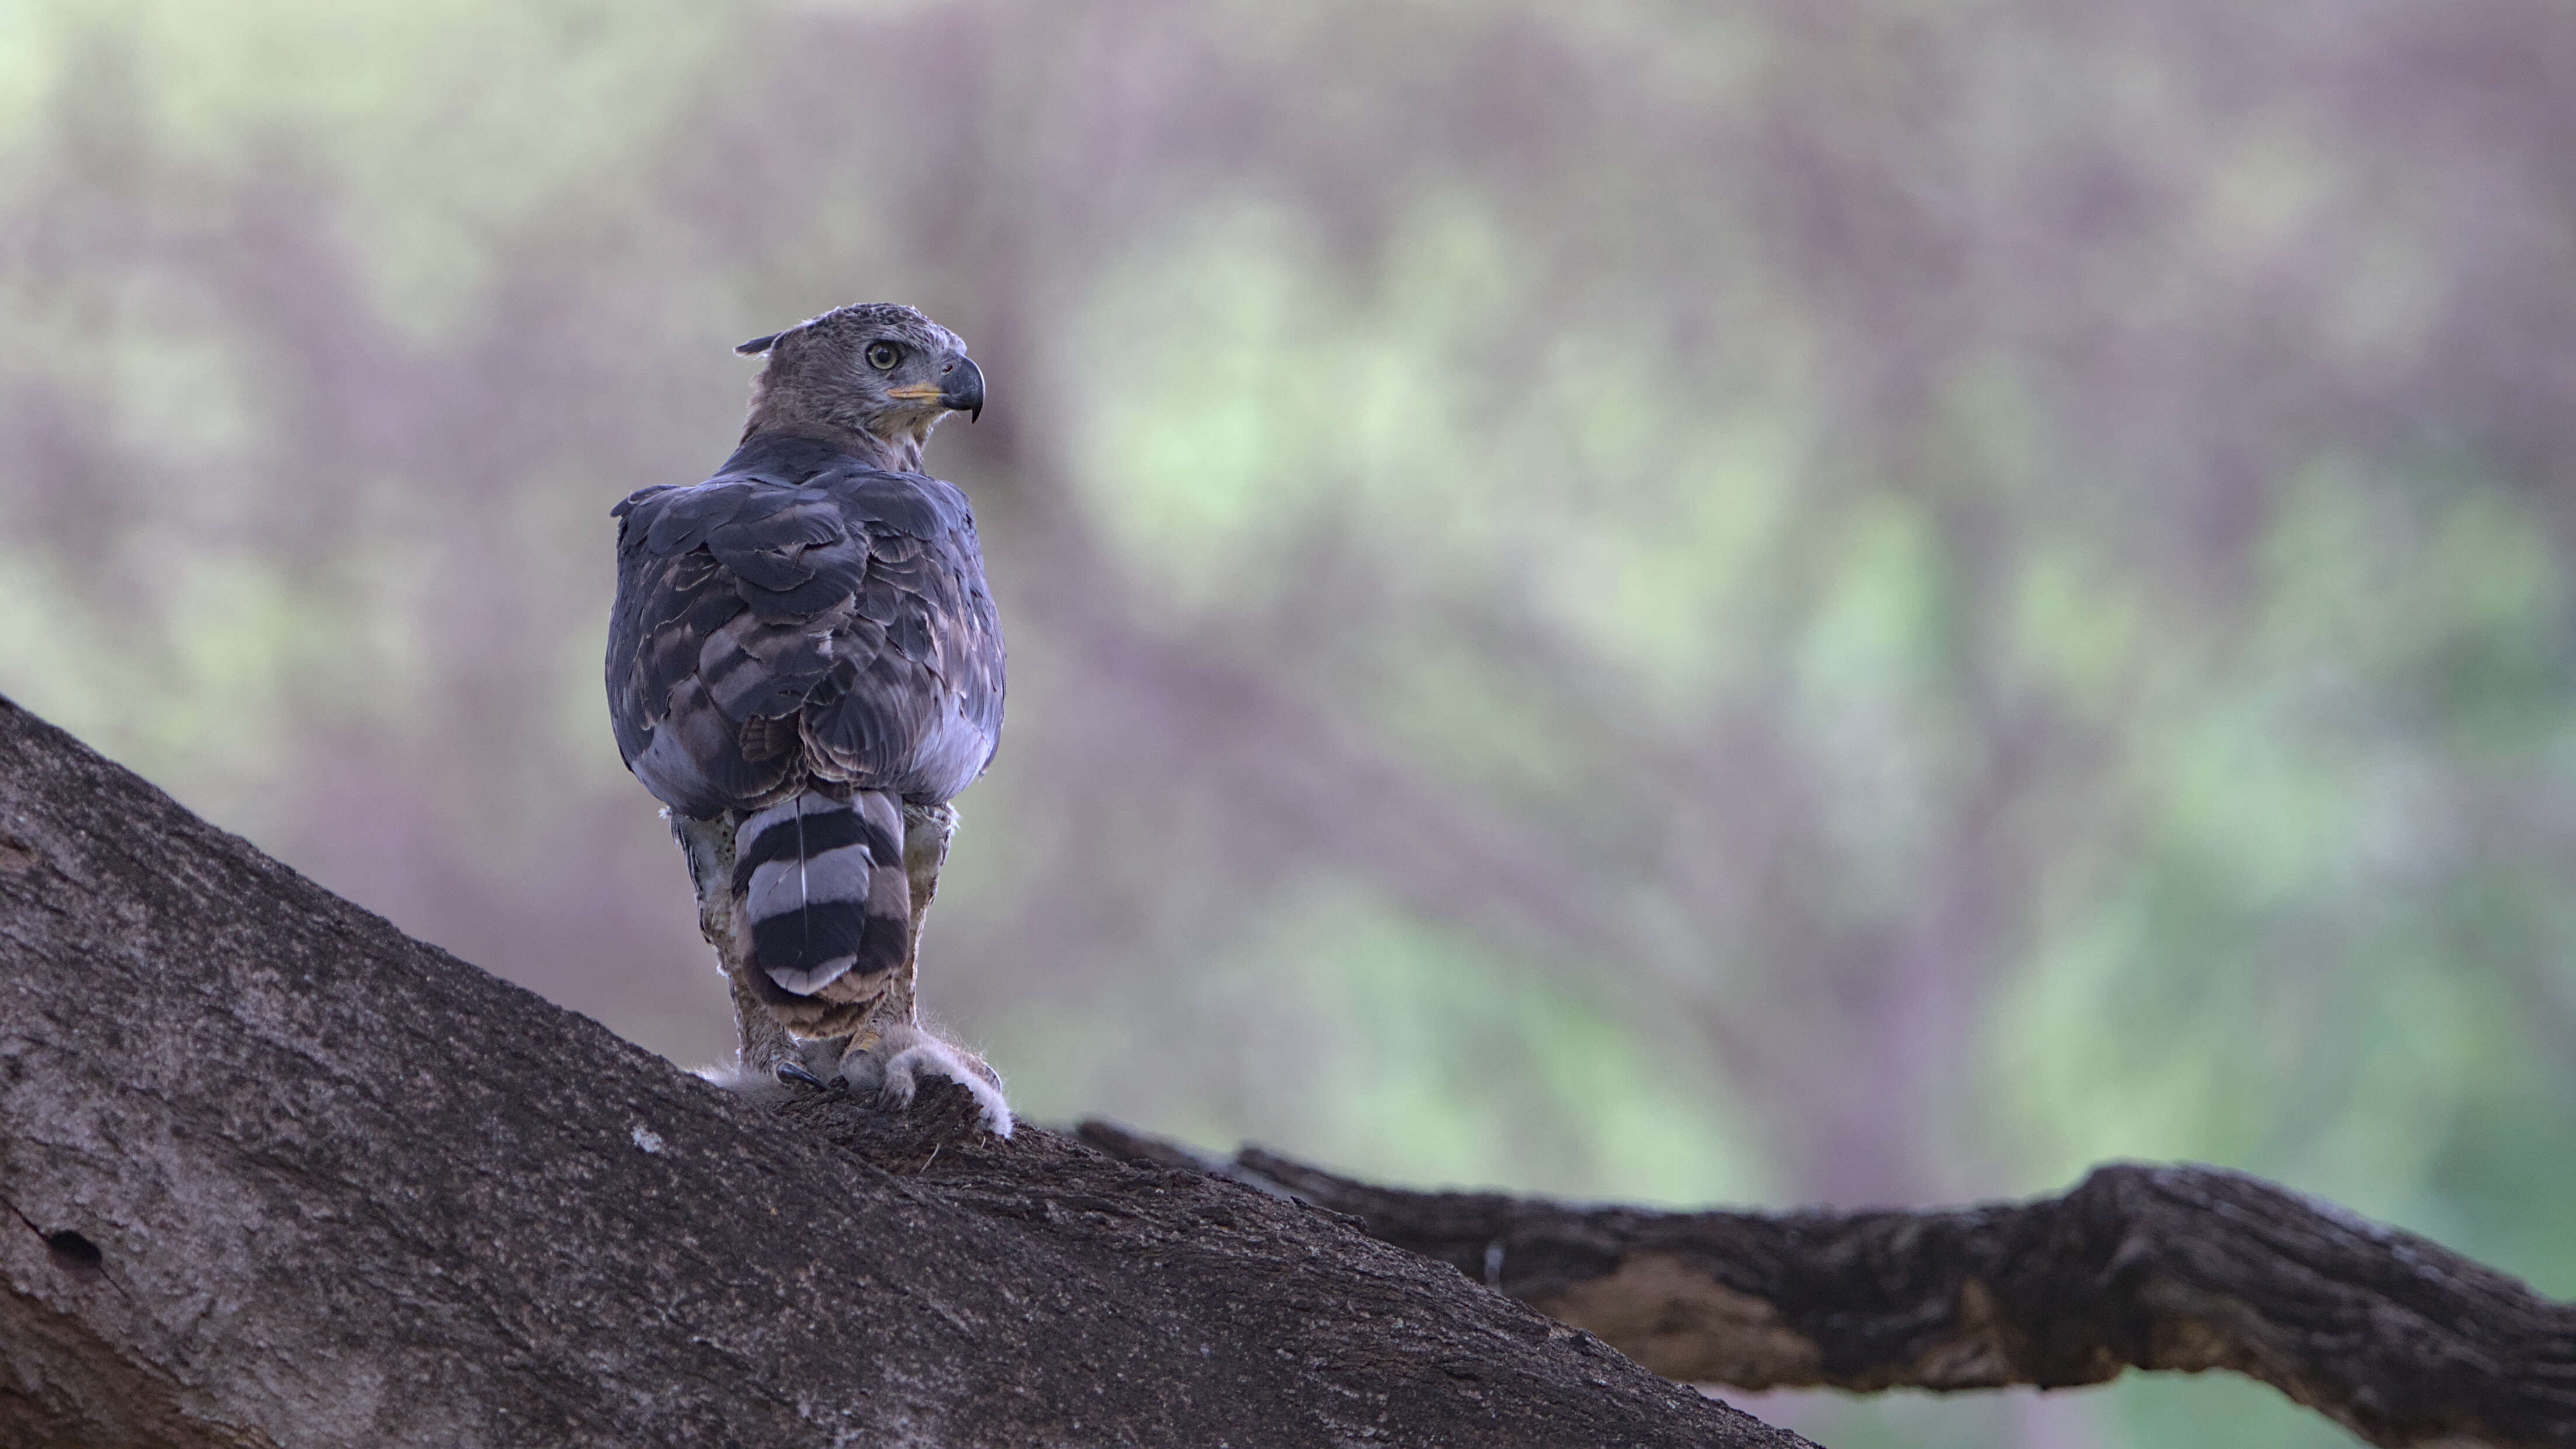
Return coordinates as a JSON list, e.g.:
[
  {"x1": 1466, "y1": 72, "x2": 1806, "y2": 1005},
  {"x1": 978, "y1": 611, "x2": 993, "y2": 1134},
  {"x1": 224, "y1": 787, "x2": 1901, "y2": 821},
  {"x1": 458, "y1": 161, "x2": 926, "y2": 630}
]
[{"x1": 731, "y1": 791, "x2": 909, "y2": 999}]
